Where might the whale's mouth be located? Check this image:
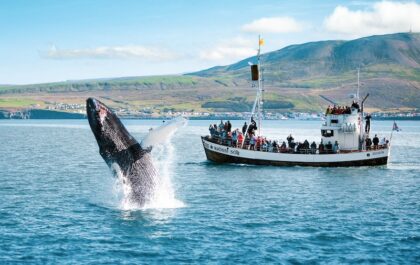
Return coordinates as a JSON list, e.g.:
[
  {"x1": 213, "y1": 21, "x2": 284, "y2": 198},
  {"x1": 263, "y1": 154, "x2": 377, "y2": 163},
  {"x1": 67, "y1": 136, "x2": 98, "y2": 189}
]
[
  {"x1": 87, "y1": 97, "x2": 99, "y2": 111},
  {"x1": 87, "y1": 98, "x2": 108, "y2": 127}
]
